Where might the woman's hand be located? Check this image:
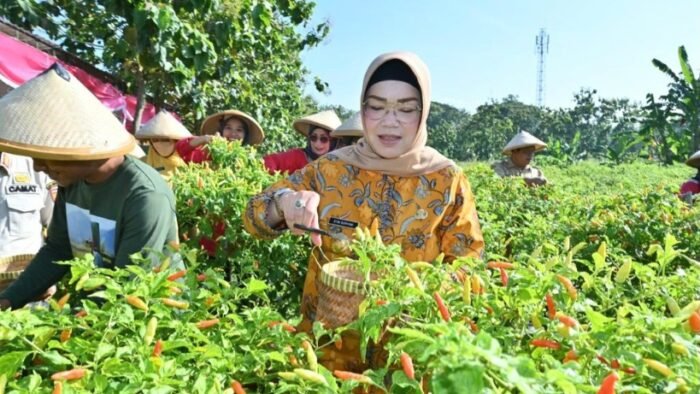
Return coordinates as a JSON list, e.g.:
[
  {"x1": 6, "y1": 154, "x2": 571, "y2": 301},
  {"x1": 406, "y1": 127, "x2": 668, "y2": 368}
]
[{"x1": 277, "y1": 191, "x2": 322, "y2": 246}]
